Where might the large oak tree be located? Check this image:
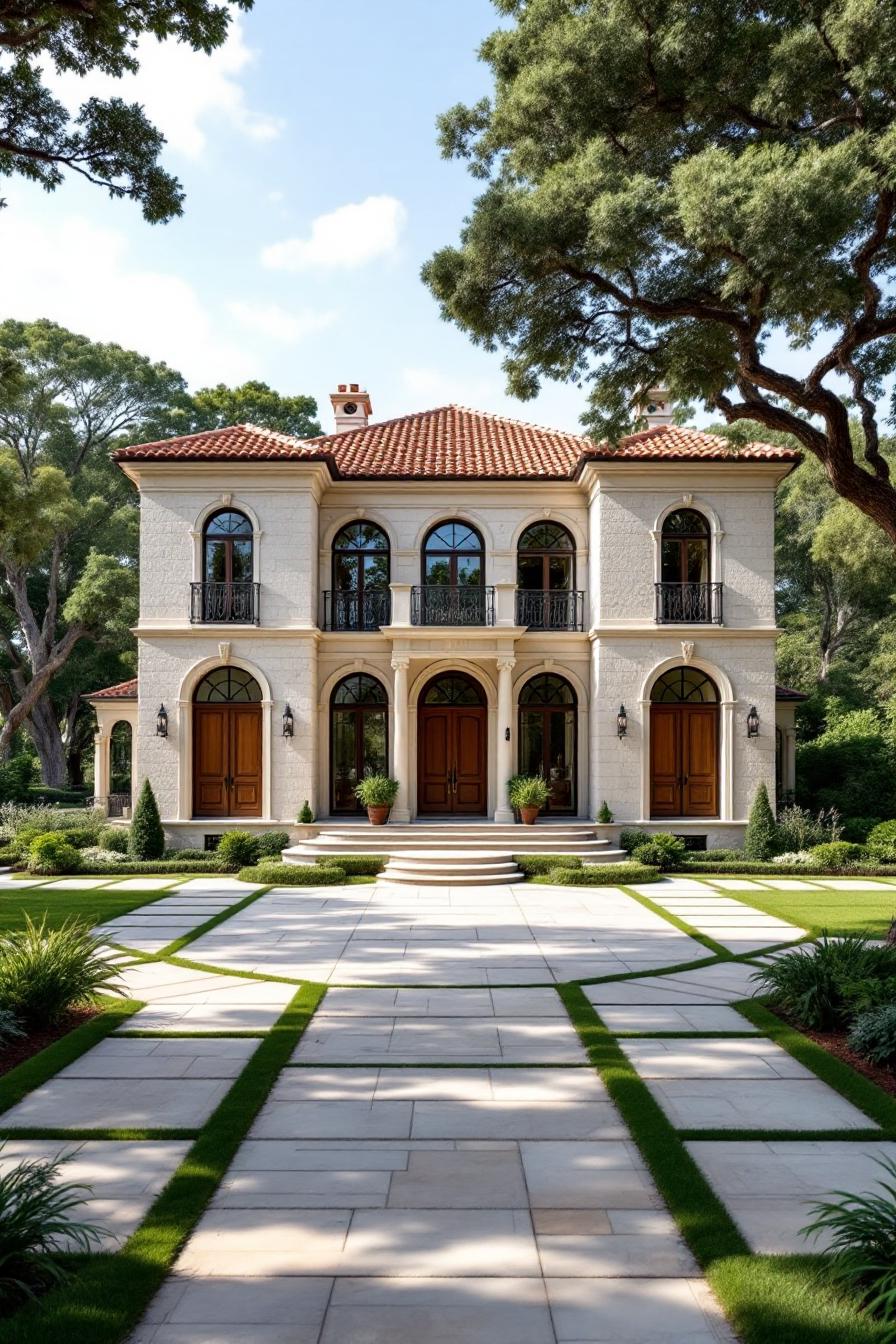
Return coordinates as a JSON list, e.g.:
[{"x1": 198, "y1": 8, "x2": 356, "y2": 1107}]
[{"x1": 424, "y1": 0, "x2": 896, "y2": 543}]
